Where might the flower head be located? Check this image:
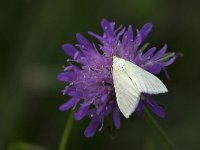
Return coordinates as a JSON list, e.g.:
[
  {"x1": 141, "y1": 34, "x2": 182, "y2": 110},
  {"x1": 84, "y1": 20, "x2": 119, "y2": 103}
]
[{"x1": 58, "y1": 19, "x2": 176, "y2": 137}]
